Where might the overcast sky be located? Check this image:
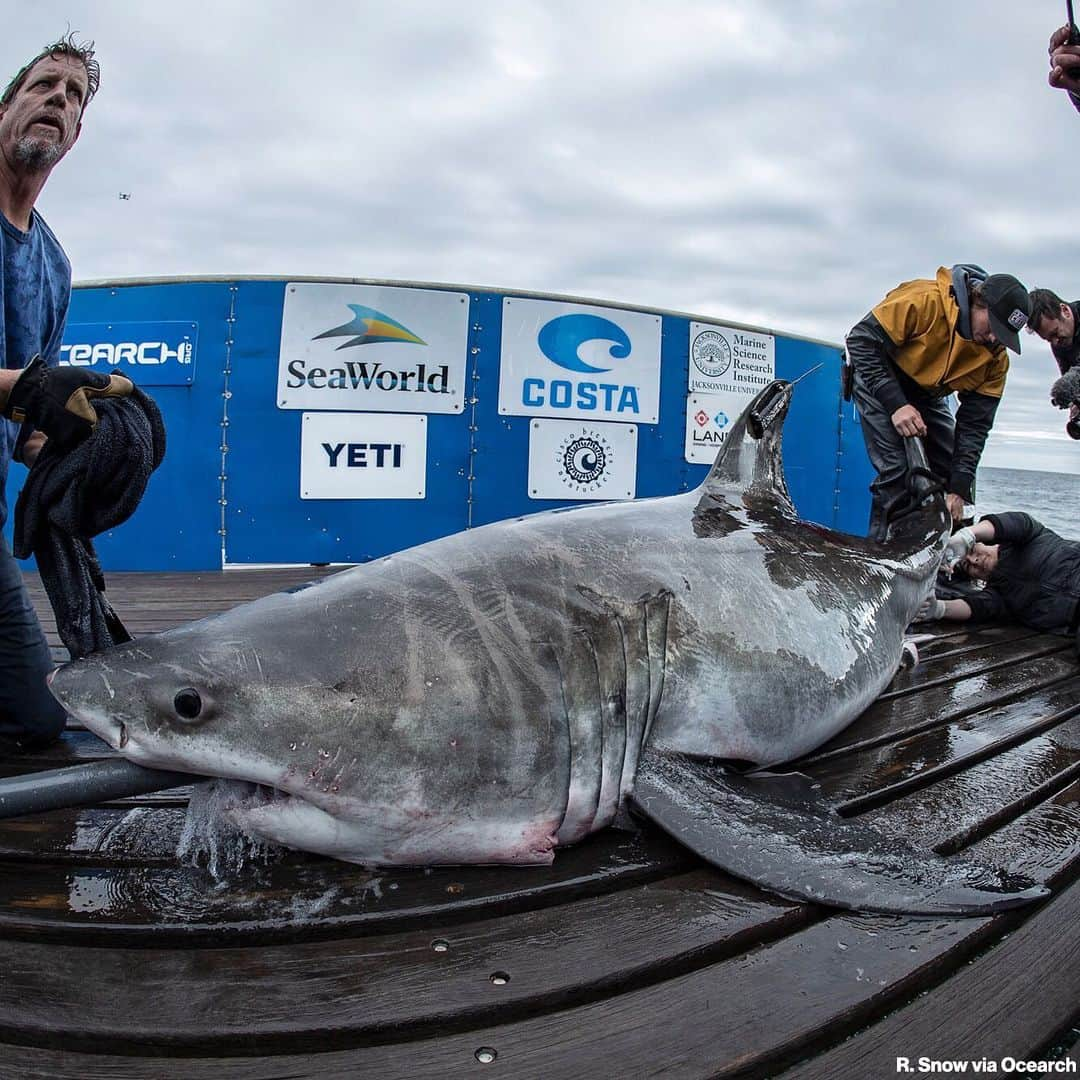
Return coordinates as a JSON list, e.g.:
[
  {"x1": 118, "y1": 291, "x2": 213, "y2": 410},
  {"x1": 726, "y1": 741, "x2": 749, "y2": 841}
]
[{"x1": 6, "y1": 0, "x2": 1080, "y2": 473}]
